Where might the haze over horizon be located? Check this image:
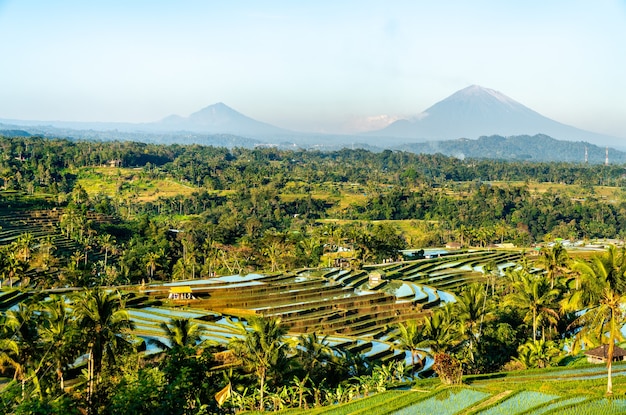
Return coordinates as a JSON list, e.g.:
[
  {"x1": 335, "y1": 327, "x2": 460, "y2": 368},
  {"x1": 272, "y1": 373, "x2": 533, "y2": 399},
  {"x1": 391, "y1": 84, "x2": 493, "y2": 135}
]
[{"x1": 0, "y1": 1, "x2": 625, "y2": 139}]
